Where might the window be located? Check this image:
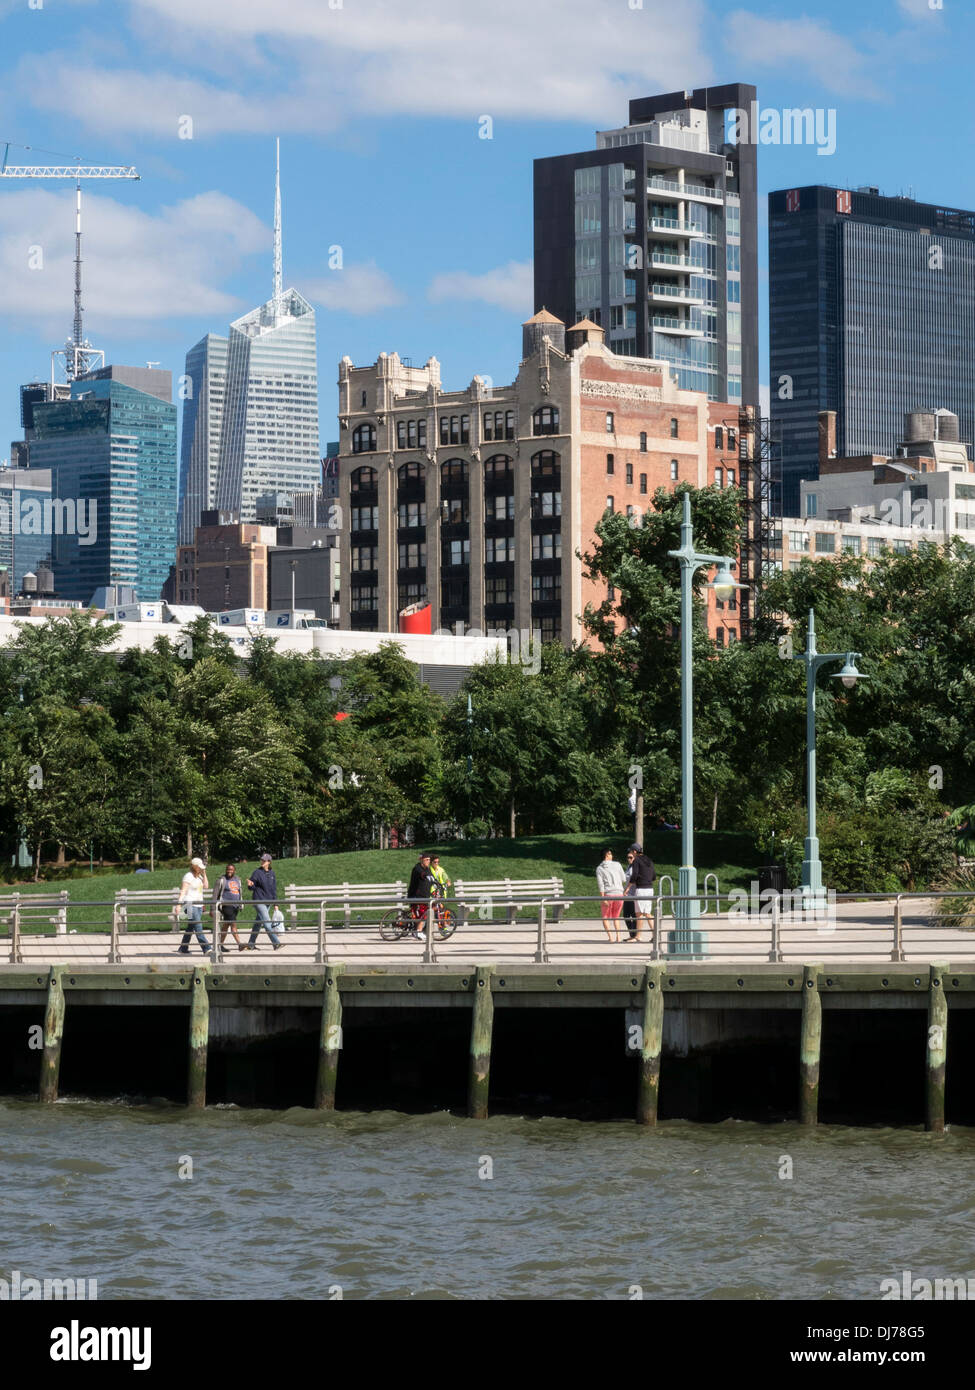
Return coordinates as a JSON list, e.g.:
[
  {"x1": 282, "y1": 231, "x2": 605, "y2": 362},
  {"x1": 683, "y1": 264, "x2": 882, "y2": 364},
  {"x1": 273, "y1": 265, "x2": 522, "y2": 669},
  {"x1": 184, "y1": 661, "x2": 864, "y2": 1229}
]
[
  {"x1": 608, "y1": 584, "x2": 616, "y2": 601},
  {"x1": 726, "y1": 468, "x2": 736, "y2": 487},
  {"x1": 727, "y1": 628, "x2": 737, "y2": 644},
  {"x1": 670, "y1": 460, "x2": 678, "y2": 481},
  {"x1": 893, "y1": 540, "x2": 911, "y2": 554},
  {"x1": 805, "y1": 493, "x2": 818, "y2": 518},
  {"x1": 397, "y1": 542, "x2": 426, "y2": 569},
  {"x1": 531, "y1": 451, "x2": 560, "y2": 478},
  {"x1": 360, "y1": 390, "x2": 367, "y2": 408},
  {"x1": 532, "y1": 573, "x2": 561, "y2": 602},
  {"x1": 397, "y1": 420, "x2": 406, "y2": 448},
  {"x1": 789, "y1": 531, "x2": 809, "y2": 552},
  {"x1": 532, "y1": 490, "x2": 561, "y2": 518},
  {"x1": 639, "y1": 431, "x2": 647, "y2": 452},
  {"x1": 460, "y1": 415, "x2": 470, "y2": 444},
  {"x1": 532, "y1": 531, "x2": 562, "y2": 560},
  {"x1": 727, "y1": 245, "x2": 740, "y2": 272},
  {"x1": 351, "y1": 505, "x2": 379, "y2": 530},
  {"x1": 625, "y1": 462, "x2": 633, "y2": 485},
  {"x1": 607, "y1": 453, "x2": 615, "y2": 475},
  {"x1": 606, "y1": 495, "x2": 614, "y2": 512},
  {"x1": 485, "y1": 535, "x2": 513, "y2": 563},
  {"x1": 639, "y1": 473, "x2": 647, "y2": 494},
  {"x1": 444, "y1": 538, "x2": 470, "y2": 566},
  {"x1": 715, "y1": 626, "x2": 725, "y2": 648},
  {"x1": 670, "y1": 418, "x2": 679, "y2": 438},
  {"x1": 350, "y1": 585, "x2": 378, "y2": 612},
  {"x1": 483, "y1": 411, "x2": 494, "y2": 441},
  {"x1": 842, "y1": 535, "x2": 861, "y2": 556},
  {"x1": 534, "y1": 616, "x2": 561, "y2": 644},
  {"x1": 727, "y1": 428, "x2": 737, "y2": 451},
  {"x1": 408, "y1": 419, "x2": 417, "y2": 448},
  {"x1": 487, "y1": 494, "x2": 515, "y2": 521},
  {"x1": 533, "y1": 405, "x2": 559, "y2": 435},
  {"x1": 398, "y1": 581, "x2": 427, "y2": 609},
  {"x1": 397, "y1": 461, "x2": 423, "y2": 484},
  {"x1": 441, "y1": 458, "x2": 469, "y2": 485},
  {"x1": 397, "y1": 501, "x2": 426, "y2": 528},
  {"x1": 352, "y1": 423, "x2": 376, "y2": 453},
  {"x1": 439, "y1": 417, "x2": 449, "y2": 446},
  {"x1": 815, "y1": 533, "x2": 835, "y2": 554},
  {"x1": 418, "y1": 419, "x2": 426, "y2": 448},
  {"x1": 867, "y1": 537, "x2": 886, "y2": 557},
  {"x1": 484, "y1": 454, "x2": 512, "y2": 481},
  {"x1": 625, "y1": 504, "x2": 634, "y2": 519},
  {"x1": 715, "y1": 426, "x2": 724, "y2": 449},
  {"x1": 485, "y1": 577, "x2": 514, "y2": 605},
  {"x1": 715, "y1": 467, "x2": 723, "y2": 488},
  {"x1": 442, "y1": 497, "x2": 470, "y2": 524},
  {"x1": 505, "y1": 410, "x2": 515, "y2": 440},
  {"x1": 450, "y1": 416, "x2": 460, "y2": 445},
  {"x1": 350, "y1": 466, "x2": 377, "y2": 494},
  {"x1": 351, "y1": 546, "x2": 377, "y2": 571},
  {"x1": 606, "y1": 412, "x2": 615, "y2": 433}
]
